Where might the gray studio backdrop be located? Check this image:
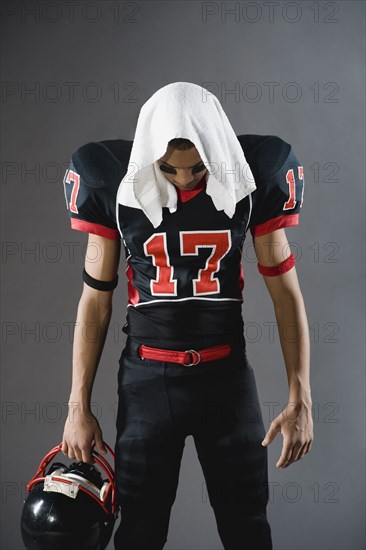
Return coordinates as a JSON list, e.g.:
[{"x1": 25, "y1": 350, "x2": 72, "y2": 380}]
[{"x1": 1, "y1": 1, "x2": 365, "y2": 549}]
